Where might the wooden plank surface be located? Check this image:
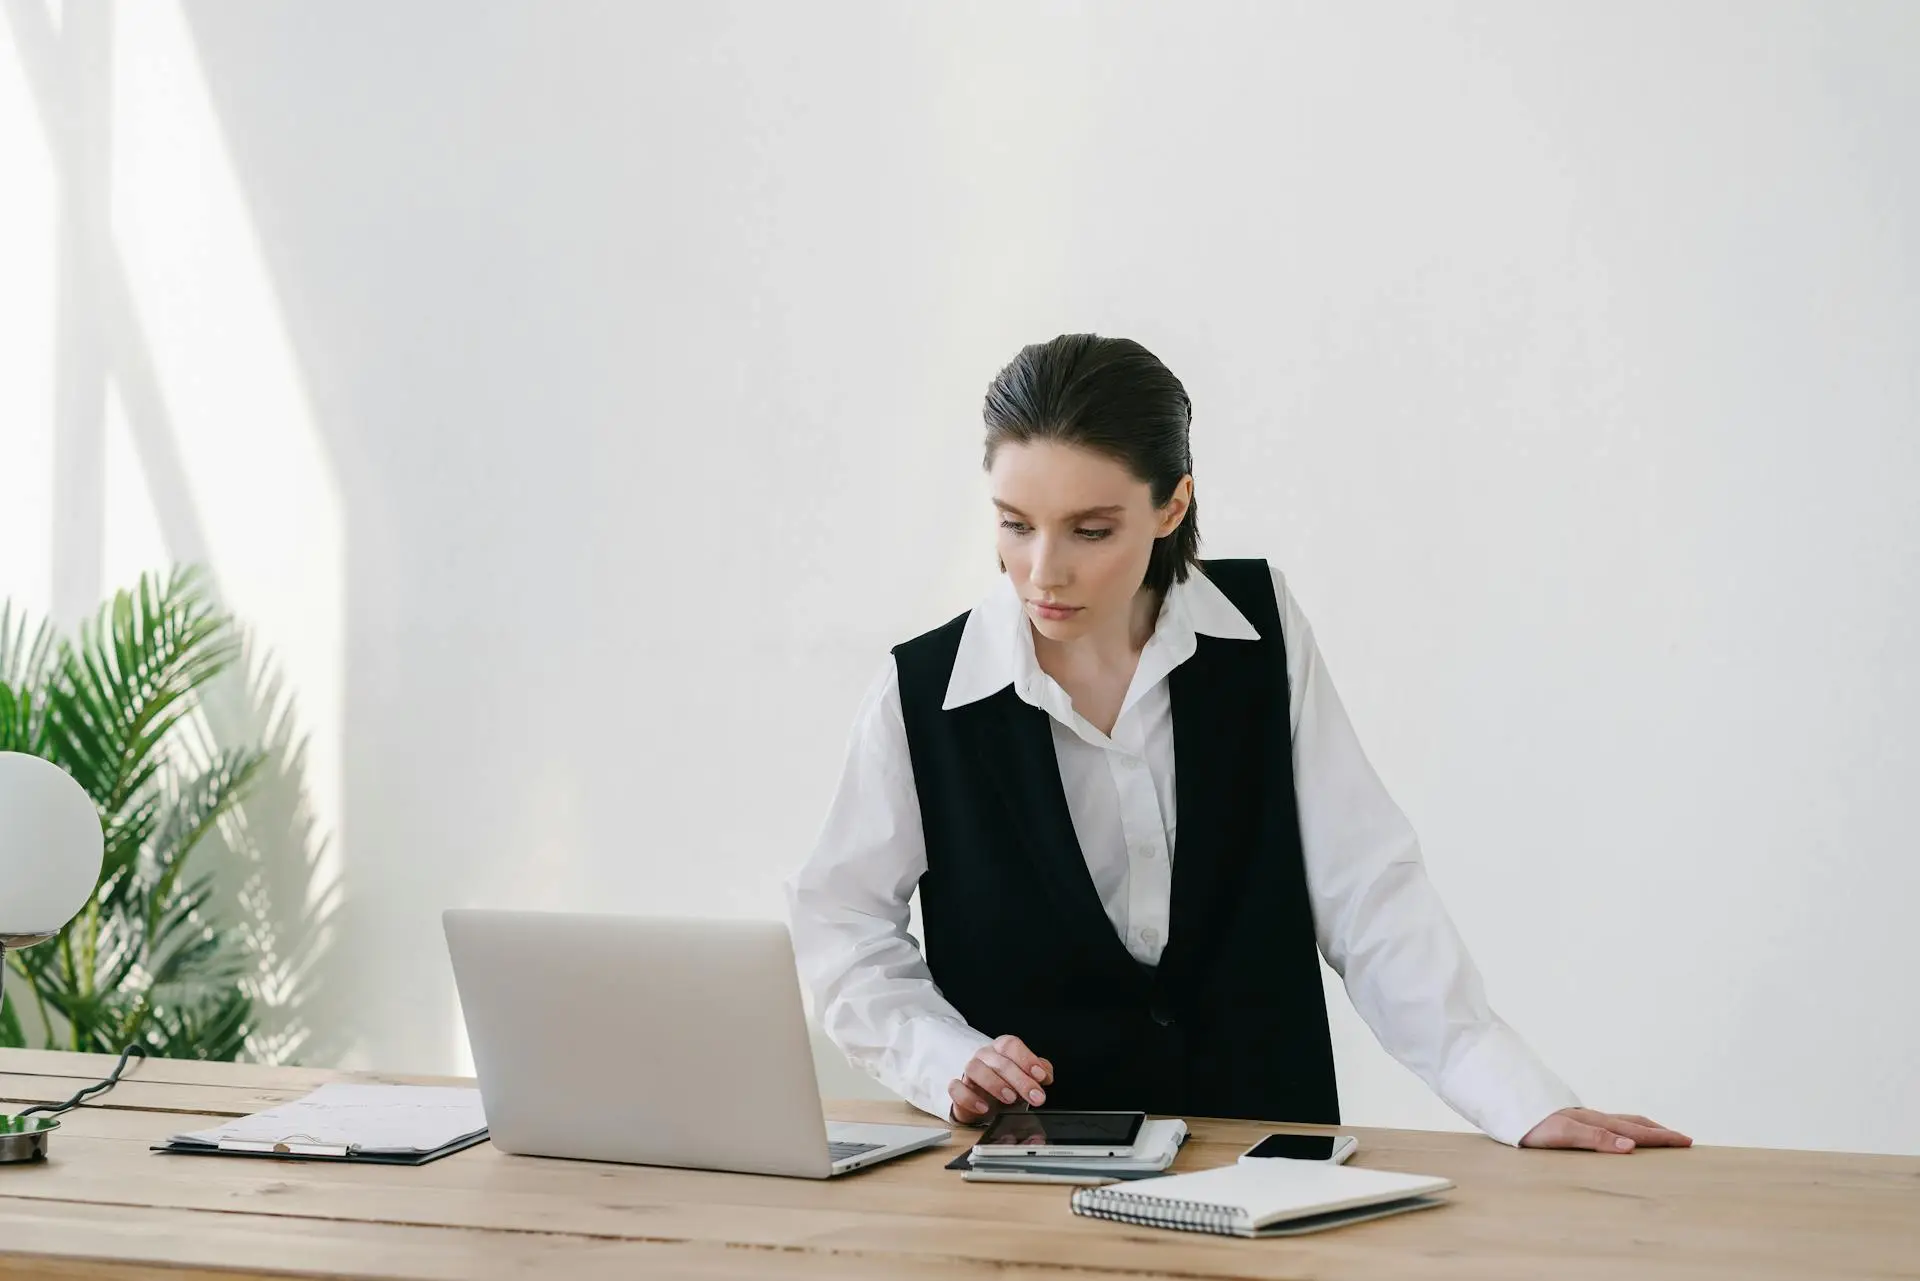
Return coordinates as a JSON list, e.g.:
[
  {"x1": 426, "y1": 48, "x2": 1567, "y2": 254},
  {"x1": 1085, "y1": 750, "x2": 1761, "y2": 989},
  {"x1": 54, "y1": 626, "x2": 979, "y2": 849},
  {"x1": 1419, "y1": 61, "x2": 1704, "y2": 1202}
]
[
  {"x1": 0, "y1": 1198, "x2": 1110, "y2": 1281},
  {"x1": 1, "y1": 1050, "x2": 1915, "y2": 1280}
]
